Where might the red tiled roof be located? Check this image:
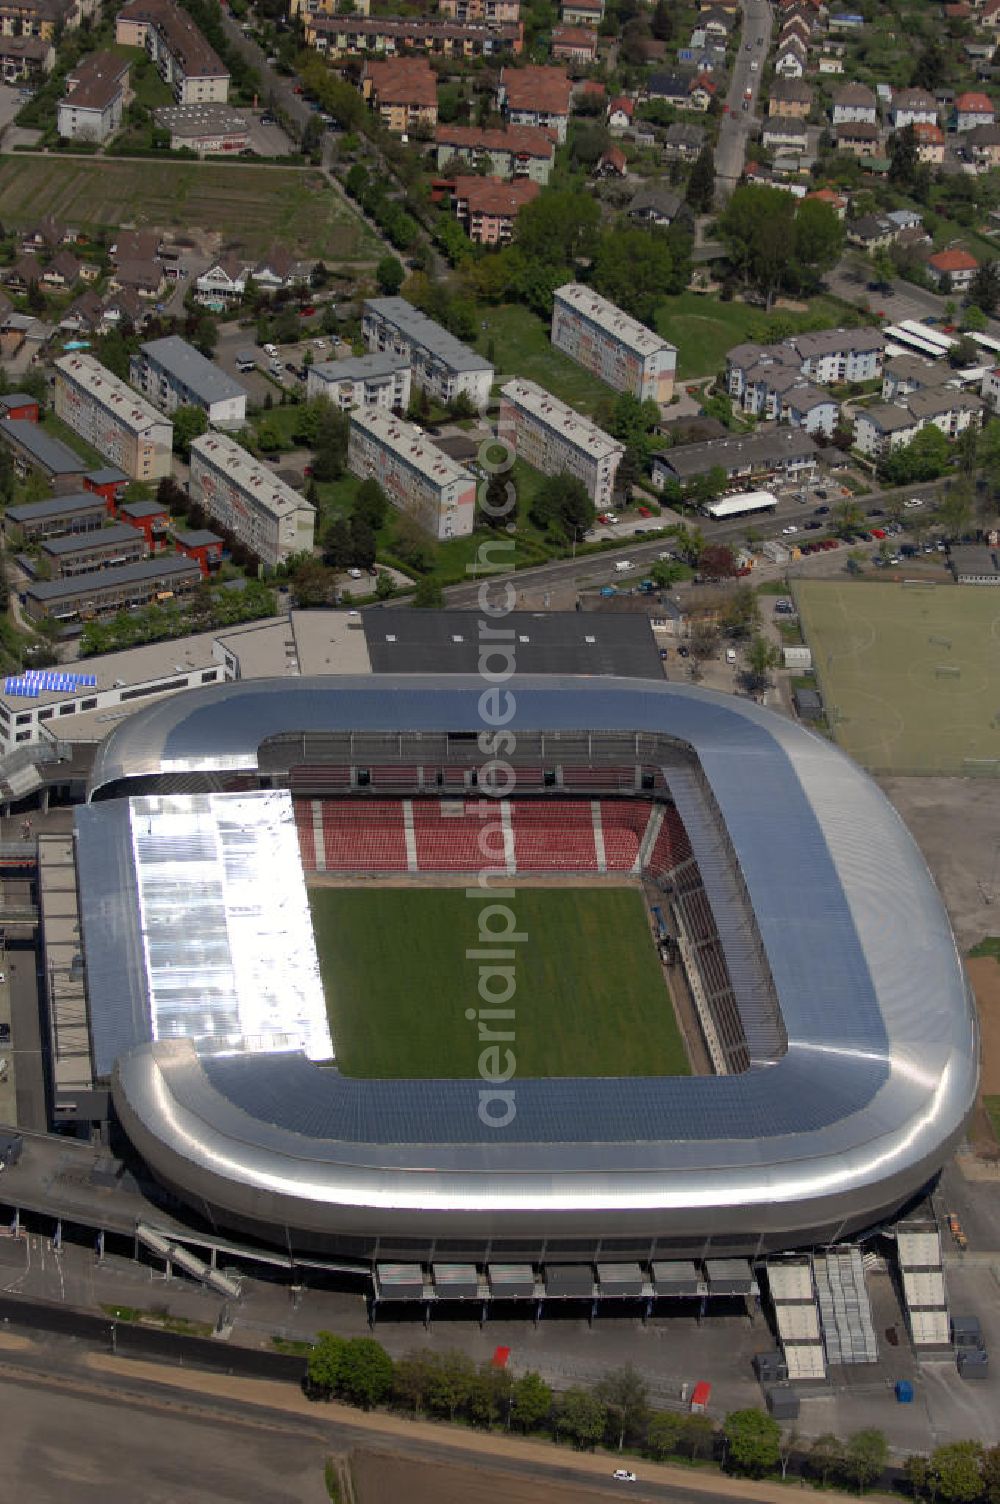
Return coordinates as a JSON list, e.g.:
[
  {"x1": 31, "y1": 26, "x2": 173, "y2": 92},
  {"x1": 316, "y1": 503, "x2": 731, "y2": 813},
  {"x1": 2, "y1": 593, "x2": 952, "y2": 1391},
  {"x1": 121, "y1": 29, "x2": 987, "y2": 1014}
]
[
  {"x1": 608, "y1": 94, "x2": 634, "y2": 117},
  {"x1": 367, "y1": 57, "x2": 437, "y2": 108},
  {"x1": 502, "y1": 64, "x2": 572, "y2": 115},
  {"x1": 552, "y1": 24, "x2": 597, "y2": 48},
  {"x1": 929, "y1": 248, "x2": 979, "y2": 272},
  {"x1": 599, "y1": 145, "x2": 627, "y2": 170},
  {"x1": 451, "y1": 174, "x2": 540, "y2": 217},
  {"x1": 955, "y1": 91, "x2": 994, "y2": 112},
  {"x1": 913, "y1": 121, "x2": 944, "y2": 143},
  {"x1": 434, "y1": 122, "x2": 555, "y2": 157}
]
